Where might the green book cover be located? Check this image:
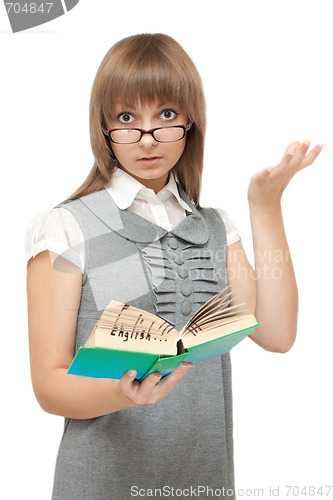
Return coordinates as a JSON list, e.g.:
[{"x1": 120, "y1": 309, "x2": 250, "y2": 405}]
[
  {"x1": 67, "y1": 323, "x2": 259, "y2": 381},
  {"x1": 67, "y1": 347, "x2": 159, "y2": 380},
  {"x1": 184, "y1": 324, "x2": 258, "y2": 364}
]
